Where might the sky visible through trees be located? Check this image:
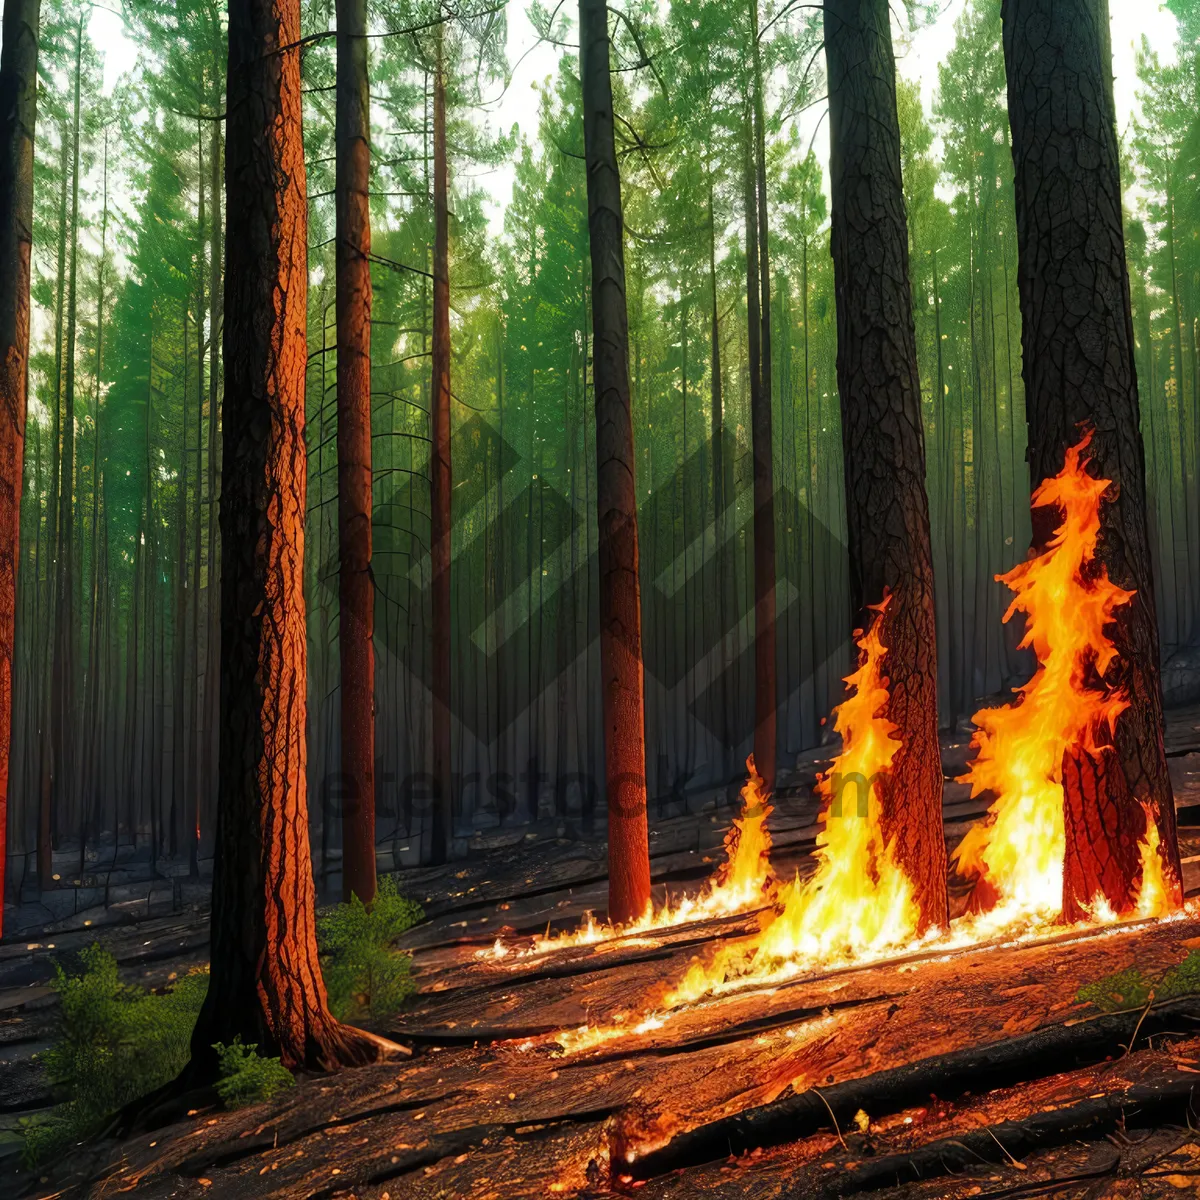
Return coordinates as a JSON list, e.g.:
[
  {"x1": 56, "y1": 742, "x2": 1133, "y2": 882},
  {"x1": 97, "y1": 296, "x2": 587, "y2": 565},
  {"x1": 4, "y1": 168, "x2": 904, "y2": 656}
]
[{"x1": 3, "y1": 0, "x2": 1200, "y2": 890}]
